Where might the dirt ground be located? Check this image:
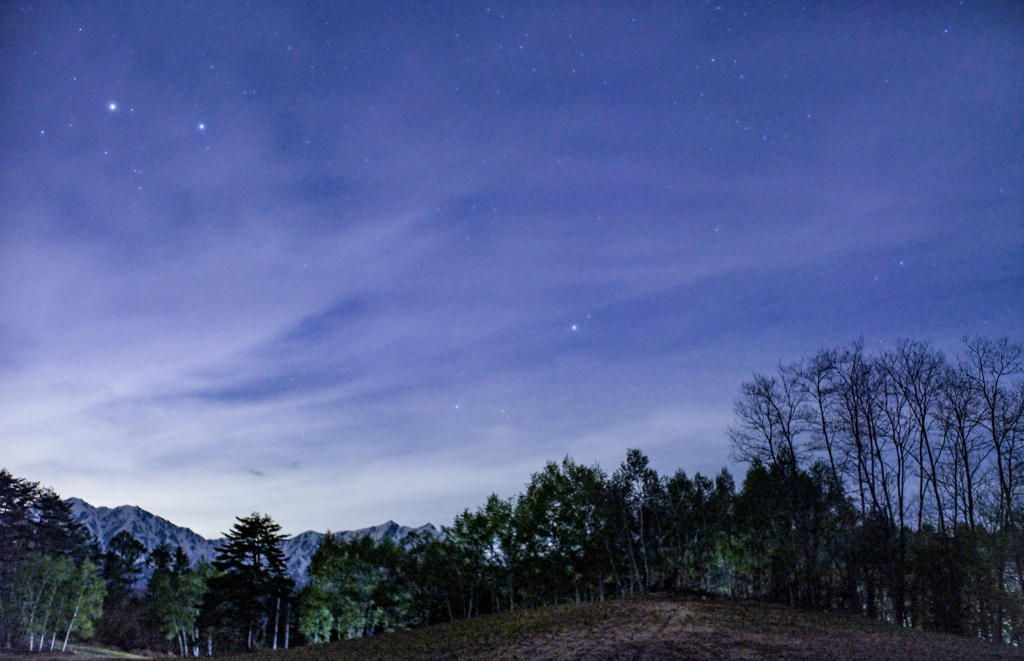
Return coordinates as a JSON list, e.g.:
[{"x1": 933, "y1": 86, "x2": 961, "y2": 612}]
[
  {"x1": 453, "y1": 598, "x2": 1012, "y2": 661},
  {"x1": 265, "y1": 595, "x2": 1022, "y2": 661},
  {"x1": 8, "y1": 597, "x2": 1018, "y2": 661}
]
